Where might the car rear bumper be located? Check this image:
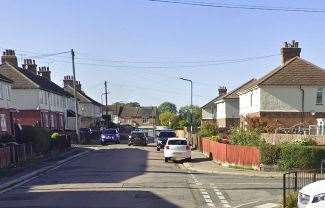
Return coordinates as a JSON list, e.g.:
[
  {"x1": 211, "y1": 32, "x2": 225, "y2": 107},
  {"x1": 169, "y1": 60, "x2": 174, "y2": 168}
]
[{"x1": 164, "y1": 151, "x2": 191, "y2": 159}]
